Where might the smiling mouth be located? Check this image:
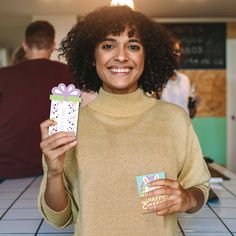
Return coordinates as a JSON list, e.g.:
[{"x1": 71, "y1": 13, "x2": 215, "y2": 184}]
[{"x1": 109, "y1": 67, "x2": 132, "y2": 73}]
